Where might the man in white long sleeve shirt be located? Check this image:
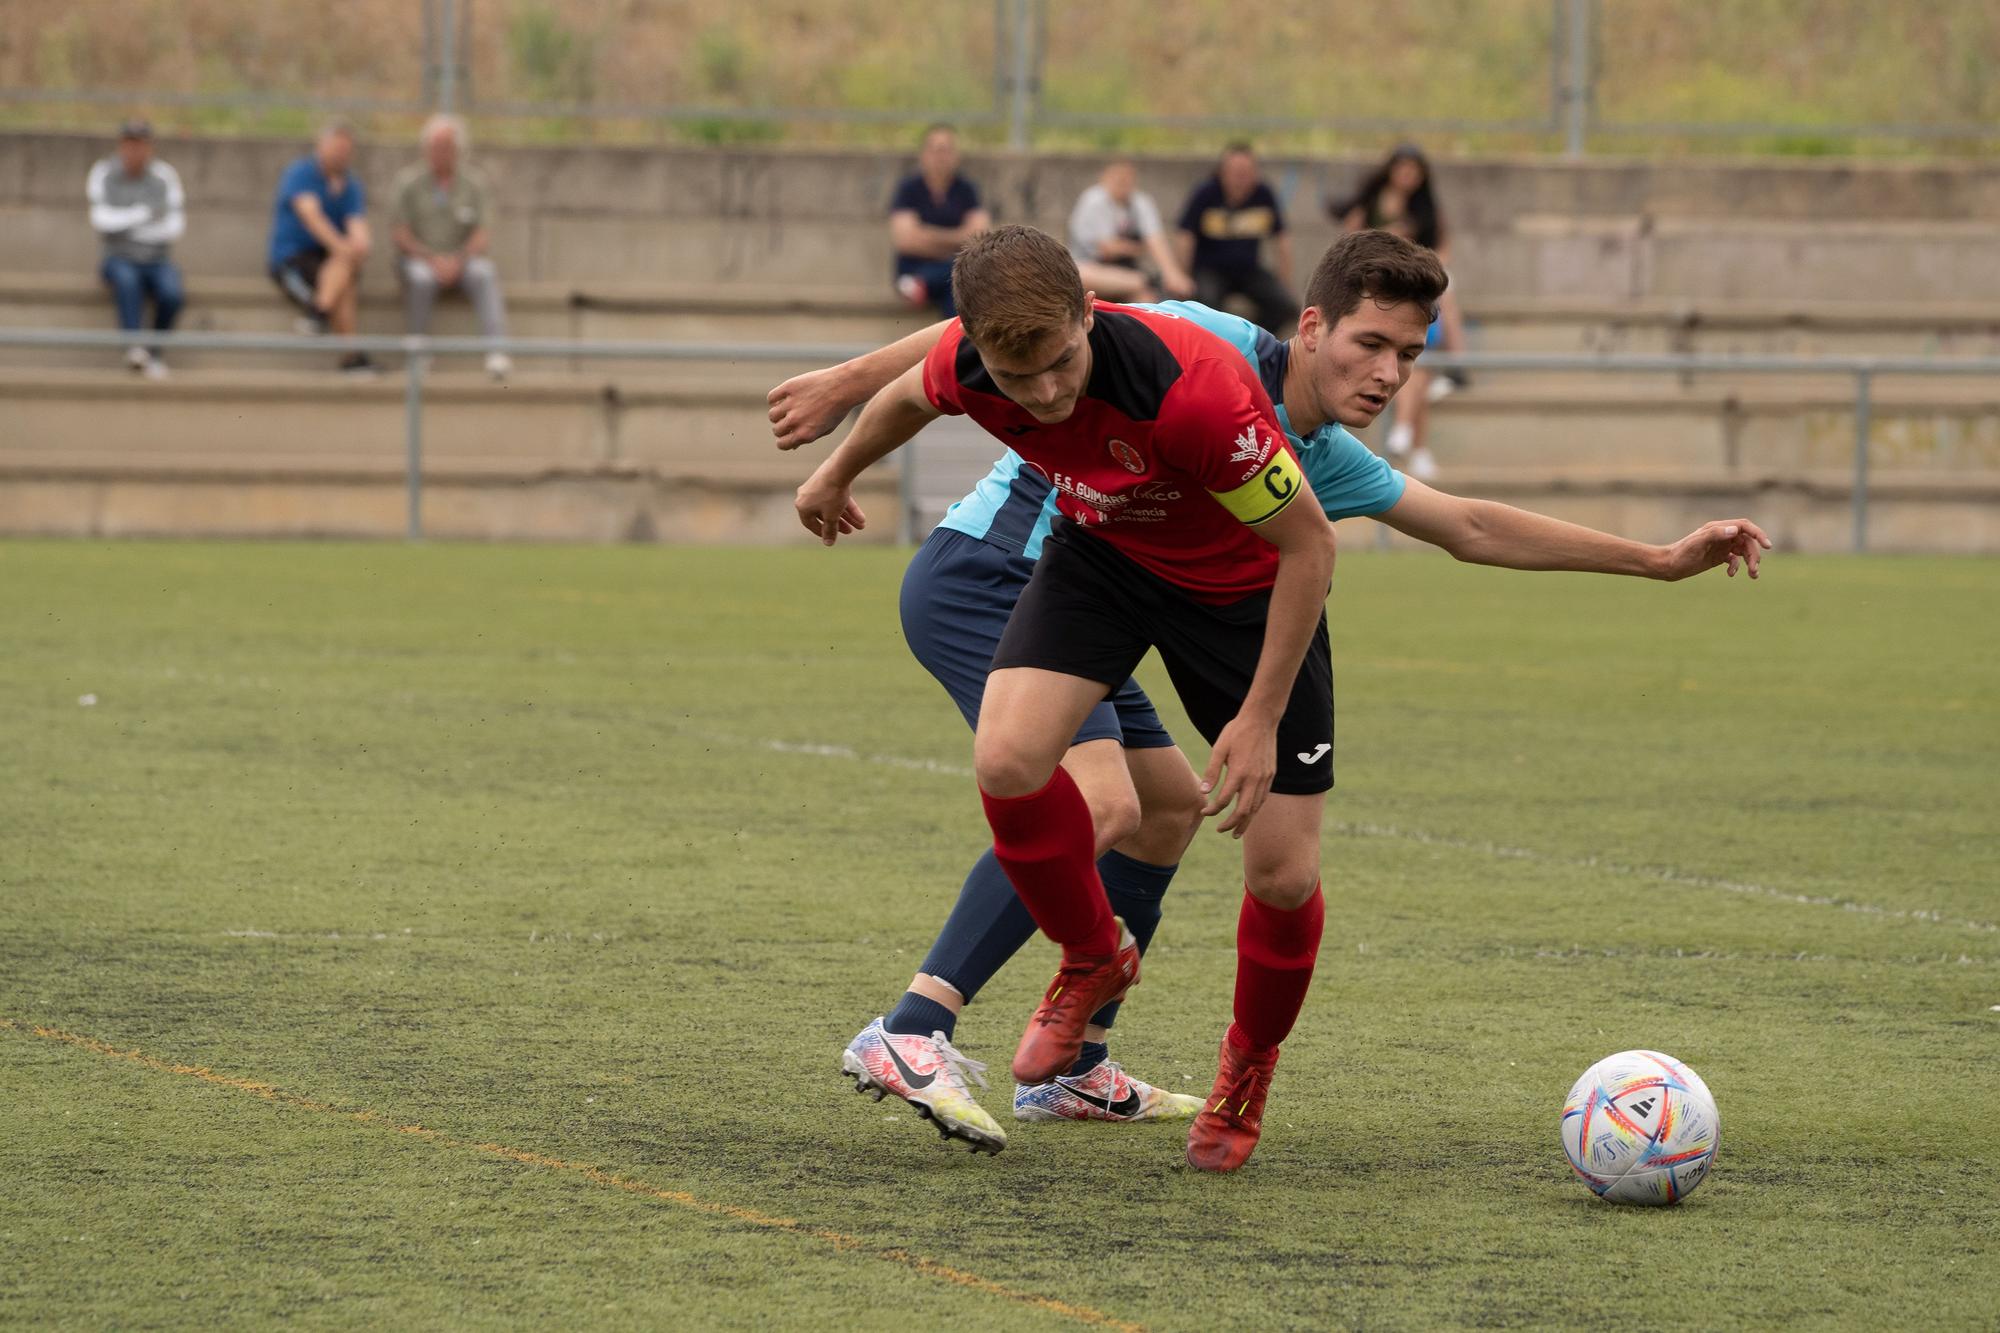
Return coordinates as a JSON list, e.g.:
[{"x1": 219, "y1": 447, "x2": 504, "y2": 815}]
[{"x1": 87, "y1": 120, "x2": 186, "y2": 379}]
